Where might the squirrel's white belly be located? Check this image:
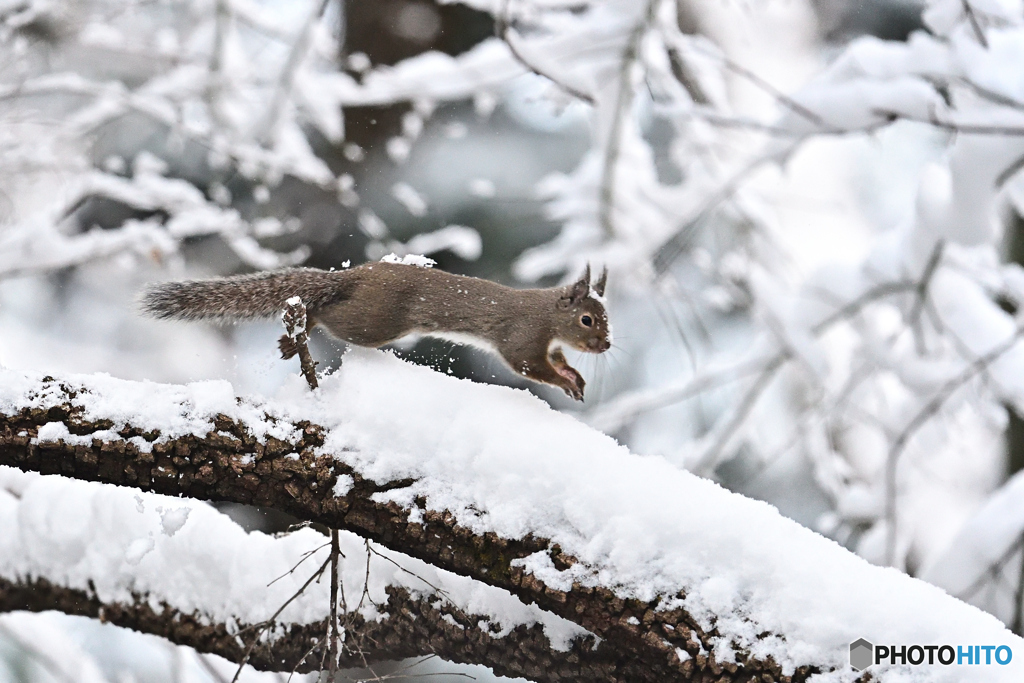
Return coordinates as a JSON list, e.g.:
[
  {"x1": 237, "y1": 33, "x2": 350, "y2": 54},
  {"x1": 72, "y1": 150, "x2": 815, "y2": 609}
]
[{"x1": 423, "y1": 330, "x2": 501, "y2": 358}]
